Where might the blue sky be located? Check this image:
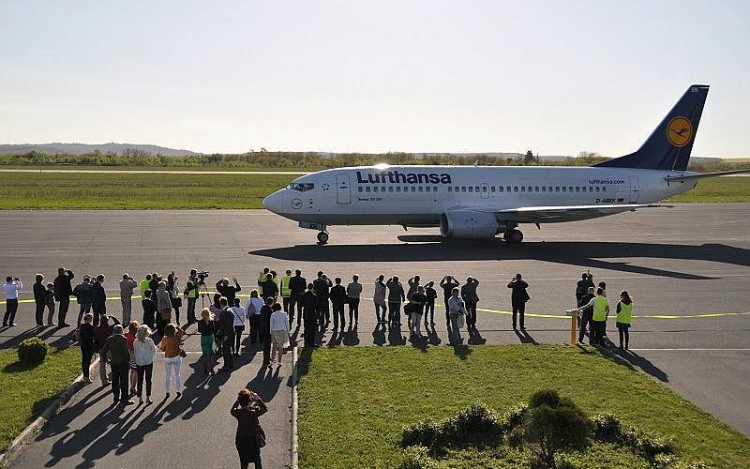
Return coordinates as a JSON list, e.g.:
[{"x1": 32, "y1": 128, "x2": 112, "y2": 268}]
[{"x1": 1, "y1": 0, "x2": 748, "y2": 156}]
